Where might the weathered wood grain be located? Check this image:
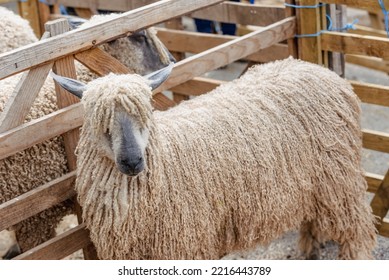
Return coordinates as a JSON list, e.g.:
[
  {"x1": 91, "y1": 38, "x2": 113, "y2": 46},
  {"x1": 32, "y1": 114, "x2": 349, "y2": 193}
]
[
  {"x1": 0, "y1": 172, "x2": 76, "y2": 232},
  {"x1": 156, "y1": 27, "x2": 289, "y2": 63},
  {"x1": 321, "y1": 32, "x2": 389, "y2": 60},
  {"x1": 170, "y1": 77, "x2": 225, "y2": 96},
  {"x1": 295, "y1": 0, "x2": 322, "y2": 64},
  {"x1": 0, "y1": 32, "x2": 52, "y2": 133},
  {"x1": 45, "y1": 0, "x2": 159, "y2": 12},
  {"x1": 18, "y1": 0, "x2": 42, "y2": 37},
  {"x1": 46, "y1": 19, "x2": 80, "y2": 171},
  {"x1": 350, "y1": 25, "x2": 388, "y2": 38},
  {"x1": 0, "y1": 103, "x2": 83, "y2": 161},
  {"x1": 14, "y1": 224, "x2": 91, "y2": 260},
  {"x1": 351, "y1": 80, "x2": 389, "y2": 107},
  {"x1": 371, "y1": 168, "x2": 389, "y2": 232},
  {"x1": 362, "y1": 129, "x2": 389, "y2": 154},
  {"x1": 322, "y1": 0, "x2": 389, "y2": 14},
  {"x1": 347, "y1": 55, "x2": 389, "y2": 74},
  {"x1": 0, "y1": 0, "x2": 224, "y2": 79},
  {"x1": 190, "y1": 1, "x2": 285, "y2": 26},
  {"x1": 74, "y1": 47, "x2": 132, "y2": 75},
  {"x1": 366, "y1": 172, "x2": 384, "y2": 193}
]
